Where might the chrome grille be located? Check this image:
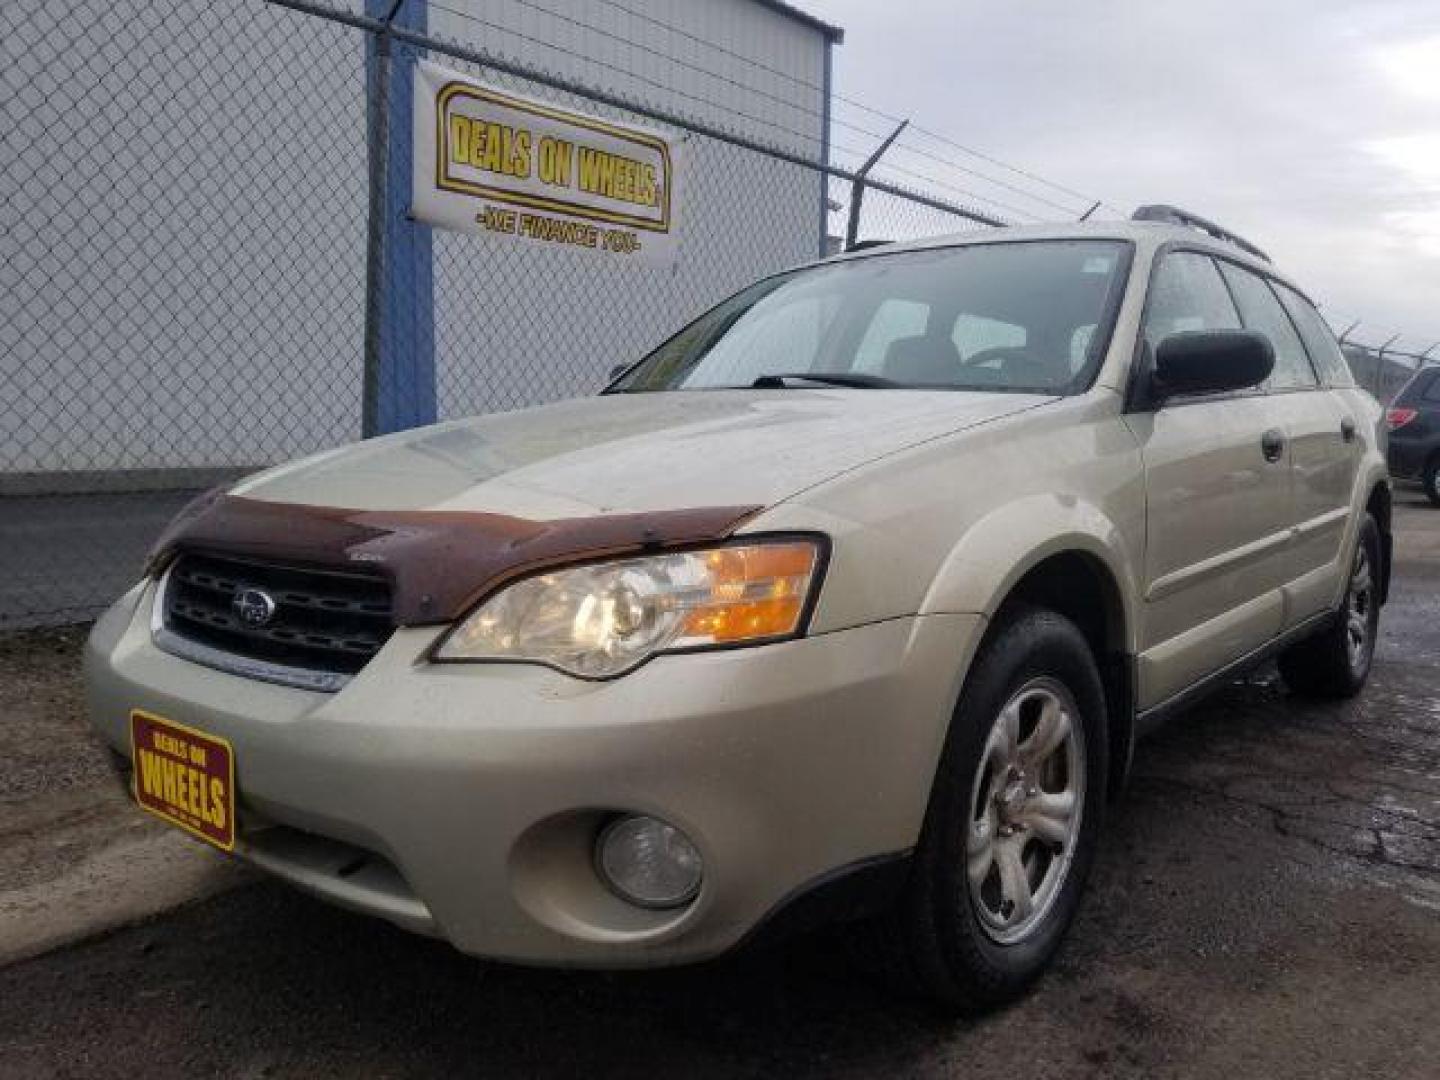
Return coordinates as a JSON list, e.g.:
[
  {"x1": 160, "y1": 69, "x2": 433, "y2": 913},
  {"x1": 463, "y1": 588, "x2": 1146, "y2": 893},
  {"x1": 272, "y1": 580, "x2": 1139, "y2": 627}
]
[{"x1": 157, "y1": 551, "x2": 394, "y2": 689}]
